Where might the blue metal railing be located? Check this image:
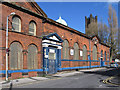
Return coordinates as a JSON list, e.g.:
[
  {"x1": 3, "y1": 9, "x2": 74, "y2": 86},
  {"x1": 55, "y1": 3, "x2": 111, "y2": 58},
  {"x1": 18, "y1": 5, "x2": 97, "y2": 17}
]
[{"x1": 0, "y1": 60, "x2": 109, "y2": 74}]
